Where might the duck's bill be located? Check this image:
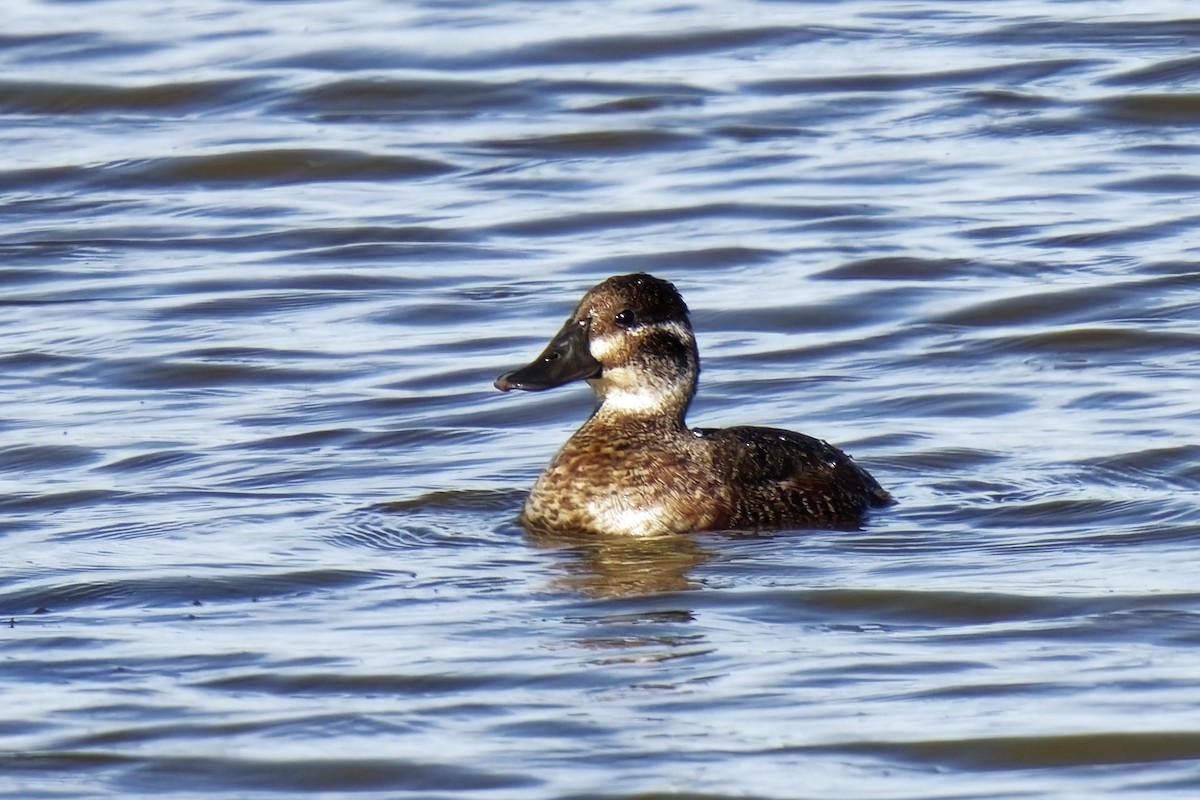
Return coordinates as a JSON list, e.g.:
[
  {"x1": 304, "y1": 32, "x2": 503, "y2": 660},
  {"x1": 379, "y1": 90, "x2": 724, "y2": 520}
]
[{"x1": 494, "y1": 318, "x2": 602, "y2": 392}]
